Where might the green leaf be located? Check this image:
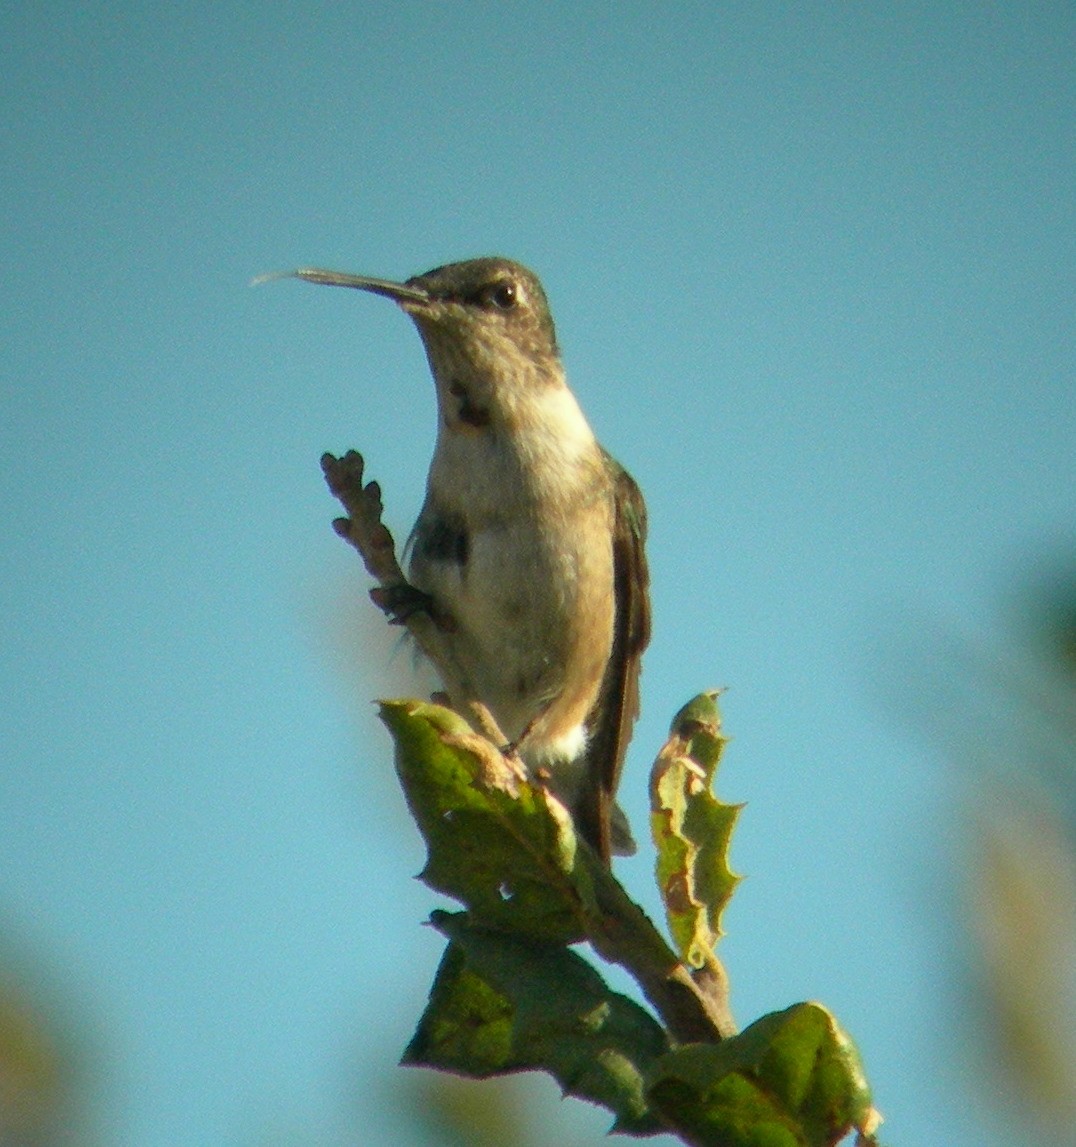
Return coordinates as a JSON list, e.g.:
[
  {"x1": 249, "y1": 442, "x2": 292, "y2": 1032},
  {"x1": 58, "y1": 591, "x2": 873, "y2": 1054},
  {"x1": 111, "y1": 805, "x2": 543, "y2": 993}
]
[
  {"x1": 650, "y1": 692, "x2": 743, "y2": 969},
  {"x1": 379, "y1": 700, "x2": 598, "y2": 944},
  {"x1": 404, "y1": 911, "x2": 670, "y2": 1135},
  {"x1": 379, "y1": 699, "x2": 731, "y2": 1045},
  {"x1": 647, "y1": 1002, "x2": 881, "y2": 1147}
]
